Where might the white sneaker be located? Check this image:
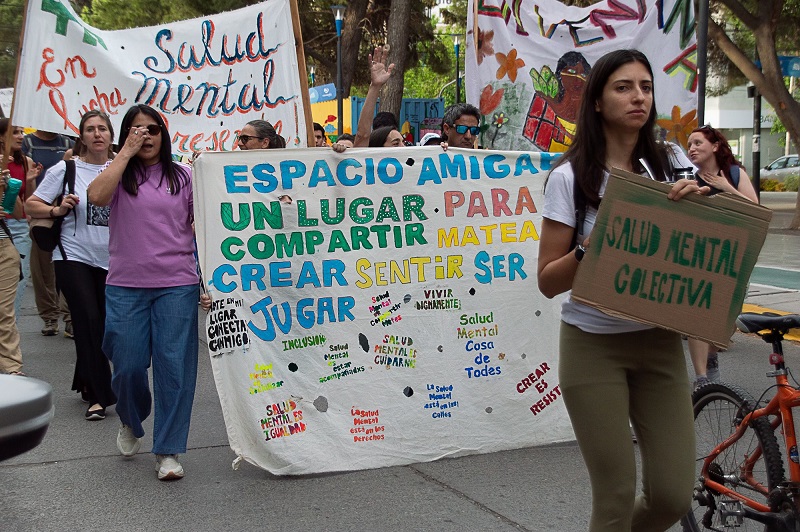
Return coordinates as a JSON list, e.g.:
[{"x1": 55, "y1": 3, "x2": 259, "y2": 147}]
[
  {"x1": 117, "y1": 425, "x2": 141, "y2": 457},
  {"x1": 155, "y1": 454, "x2": 184, "y2": 481}
]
